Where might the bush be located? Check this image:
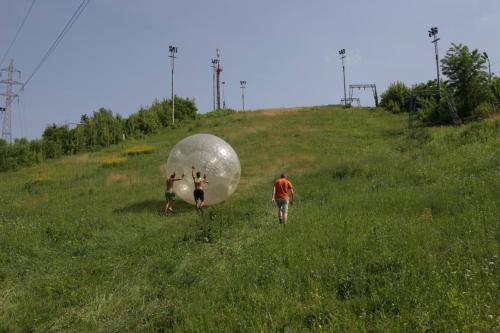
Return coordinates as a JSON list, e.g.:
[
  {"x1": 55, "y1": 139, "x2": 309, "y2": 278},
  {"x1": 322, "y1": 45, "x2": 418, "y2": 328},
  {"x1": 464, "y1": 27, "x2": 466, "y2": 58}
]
[
  {"x1": 169, "y1": 96, "x2": 197, "y2": 123},
  {"x1": 474, "y1": 102, "x2": 496, "y2": 119},
  {"x1": 204, "y1": 108, "x2": 236, "y2": 118},
  {"x1": 101, "y1": 157, "x2": 128, "y2": 168},
  {"x1": 0, "y1": 138, "x2": 40, "y2": 171},
  {"x1": 380, "y1": 82, "x2": 410, "y2": 113},
  {"x1": 488, "y1": 77, "x2": 500, "y2": 107},
  {"x1": 417, "y1": 95, "x2": 457, "y2": 126},
  {"x1": 125, "y1": 145, "x2": 157, "y2": 156},
  {"x1": 386, "y1": 100, "x2": 401, "y2": 114}
]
